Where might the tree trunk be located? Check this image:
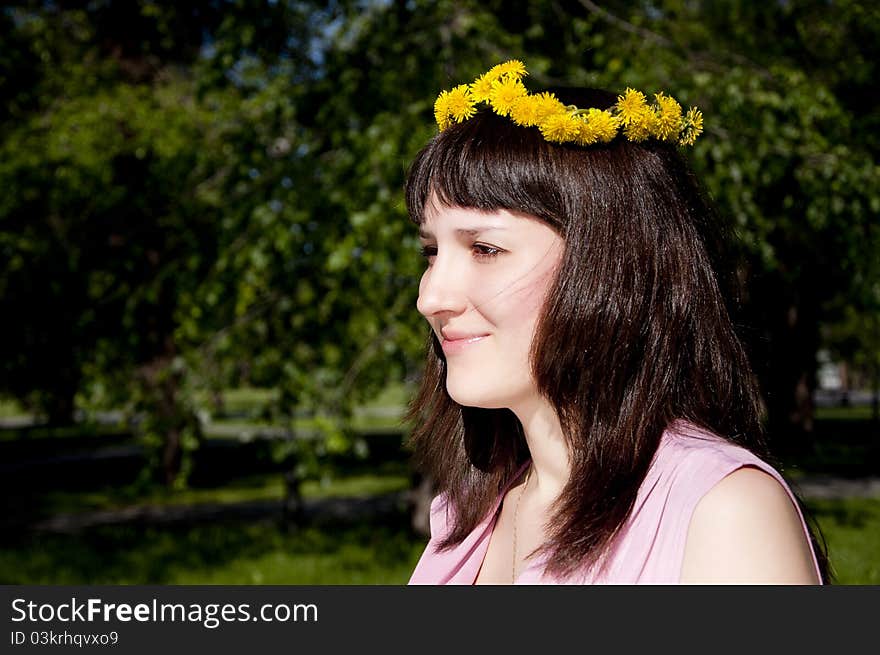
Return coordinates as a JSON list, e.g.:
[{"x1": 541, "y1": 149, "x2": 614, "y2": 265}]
[
  {"x1": 160, "y1": 350, "x2": 185, "y2": 487},
  {"x1": 162, "y1": 425, "x2": 183, "y2": 487},
  {"x1": 741, "y1": 265, "x2": 822, "y2": 457},
  {"x1": 757, "y1": 296, "x2": 821, "y2": 456},
  {"x1": 138, "y1": 337, "x2": 197, "y2": 488},
  {"x1": 282, "y1": 469, "x2": 304, "y2": 528},
  {"x1": 45, "y1": 382, "x2": 78, "y2": 426}
]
